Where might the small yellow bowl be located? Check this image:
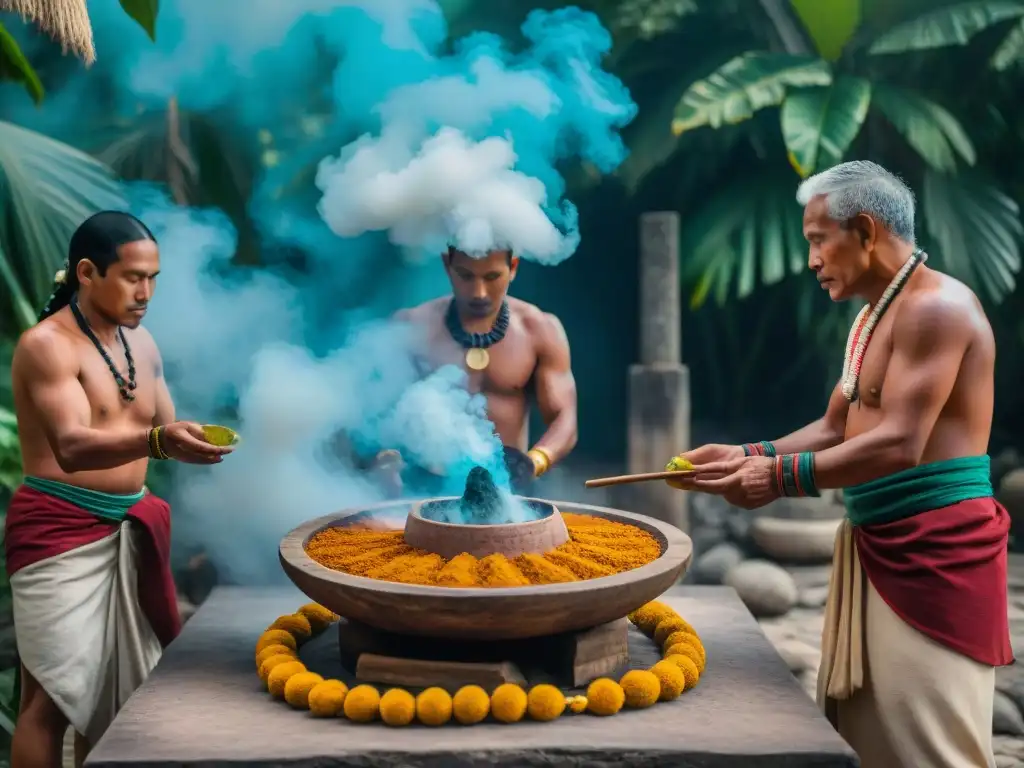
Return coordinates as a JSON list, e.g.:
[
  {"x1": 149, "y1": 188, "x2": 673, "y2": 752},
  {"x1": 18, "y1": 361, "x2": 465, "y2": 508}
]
[{"x1": 201, "y1": 424, "x2": 240, "y2": 447}]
